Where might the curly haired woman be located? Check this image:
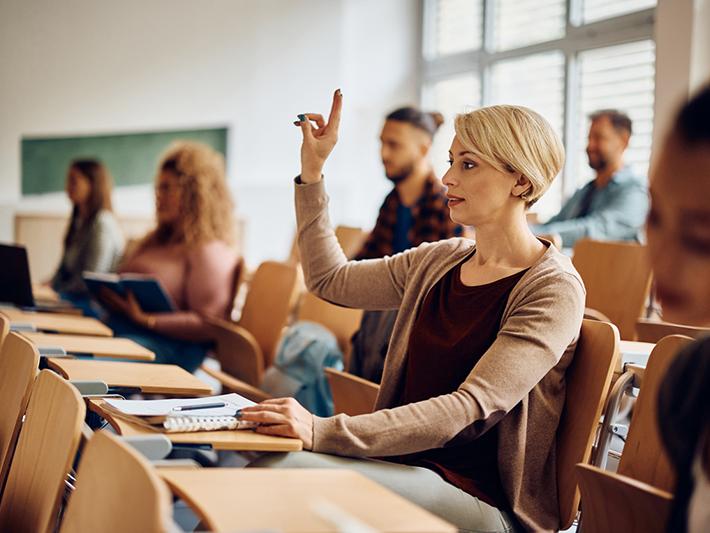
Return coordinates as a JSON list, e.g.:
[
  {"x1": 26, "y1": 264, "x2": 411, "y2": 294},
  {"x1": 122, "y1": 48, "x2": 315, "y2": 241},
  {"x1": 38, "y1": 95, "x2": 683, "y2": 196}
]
[{"x1": 102, "y1": 141, "x2": 240, "y2": 372}]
